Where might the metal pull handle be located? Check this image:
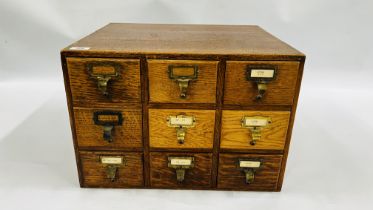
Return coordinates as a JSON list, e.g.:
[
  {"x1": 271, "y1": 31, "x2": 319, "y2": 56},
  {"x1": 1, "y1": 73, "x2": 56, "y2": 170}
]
[
  {"x1": 175, "y1": 168, "x2": 186, "y2": 182},
  {"x1": 239, "y1": 160, "x2": 261, "y2": 184},
  {"x1": 103, "y1": 125, "x2": 114, "y2": 142},
  {"x1": 93, "y1": 111, "x2": 123, "y2": 143},
  {"x1": 168, "y1": 157, "x2": 194, "y2": 182},
  {"x1": 106, "y1": 165, "x2": 119, "y2": 182},
  {"x1": 176, "y1": 126, "x2": 187, "y2": 144},
  {"x1": 100, "y1": 156, "x2": 124, "y2": 182},
  {"x1": 87, "y1": 61, "x2": 122, "y2": 96},
  {"x1": 167, "y1": 115, "x2": 196, "y2": 144},
  {"x1": 256, "y1": 83, "x2": 267, "y2": 100},
  {"x1": 168, "y1": 65, "x2": 199, "y2": 99},
  {"x1": 243, "y1": 169, "x2": 255, "y2": 184},
  {"x1": 246, "y1": 66, "x2": 277, "y2": 101},
  {"x1": 177, "y1": 79, "x2": 190, "y2": 98},
  {"x1": 241, "y1": 116, "x2": 271, "y2": 145}
]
